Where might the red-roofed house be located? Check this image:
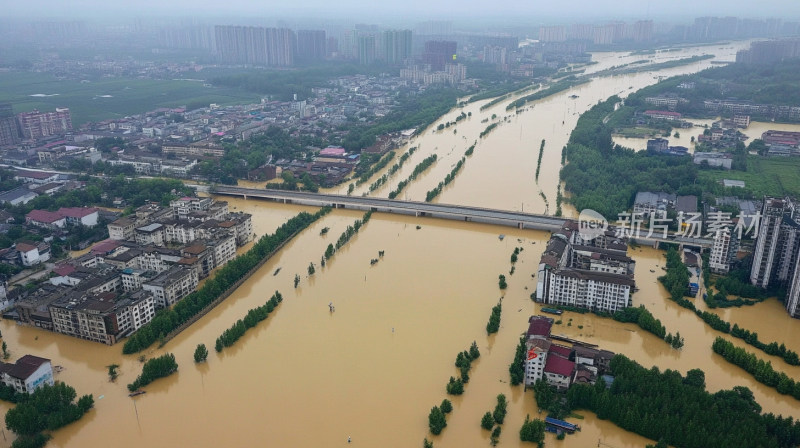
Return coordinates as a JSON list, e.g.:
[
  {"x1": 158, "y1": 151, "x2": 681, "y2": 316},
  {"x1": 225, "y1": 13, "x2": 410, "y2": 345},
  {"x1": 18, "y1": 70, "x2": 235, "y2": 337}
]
[
  {"x1": 90, "y1": 239, "x2": 123, "y2": 256},
  {"x1": 549, "y1": 344, "x2": 572, "y2": 358},
  {"x1": 26, "y1": 210, "x2": 66, "y2": 229},
  {"x1": 57, "y1": 207, "x2": 99, "y2": 227},
  {"x1": 544, "y1": 352, "x2": 575, "y2": 391},
  {"x1": 527, "y1": 315, "x2": 553, "y2": 339}
]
